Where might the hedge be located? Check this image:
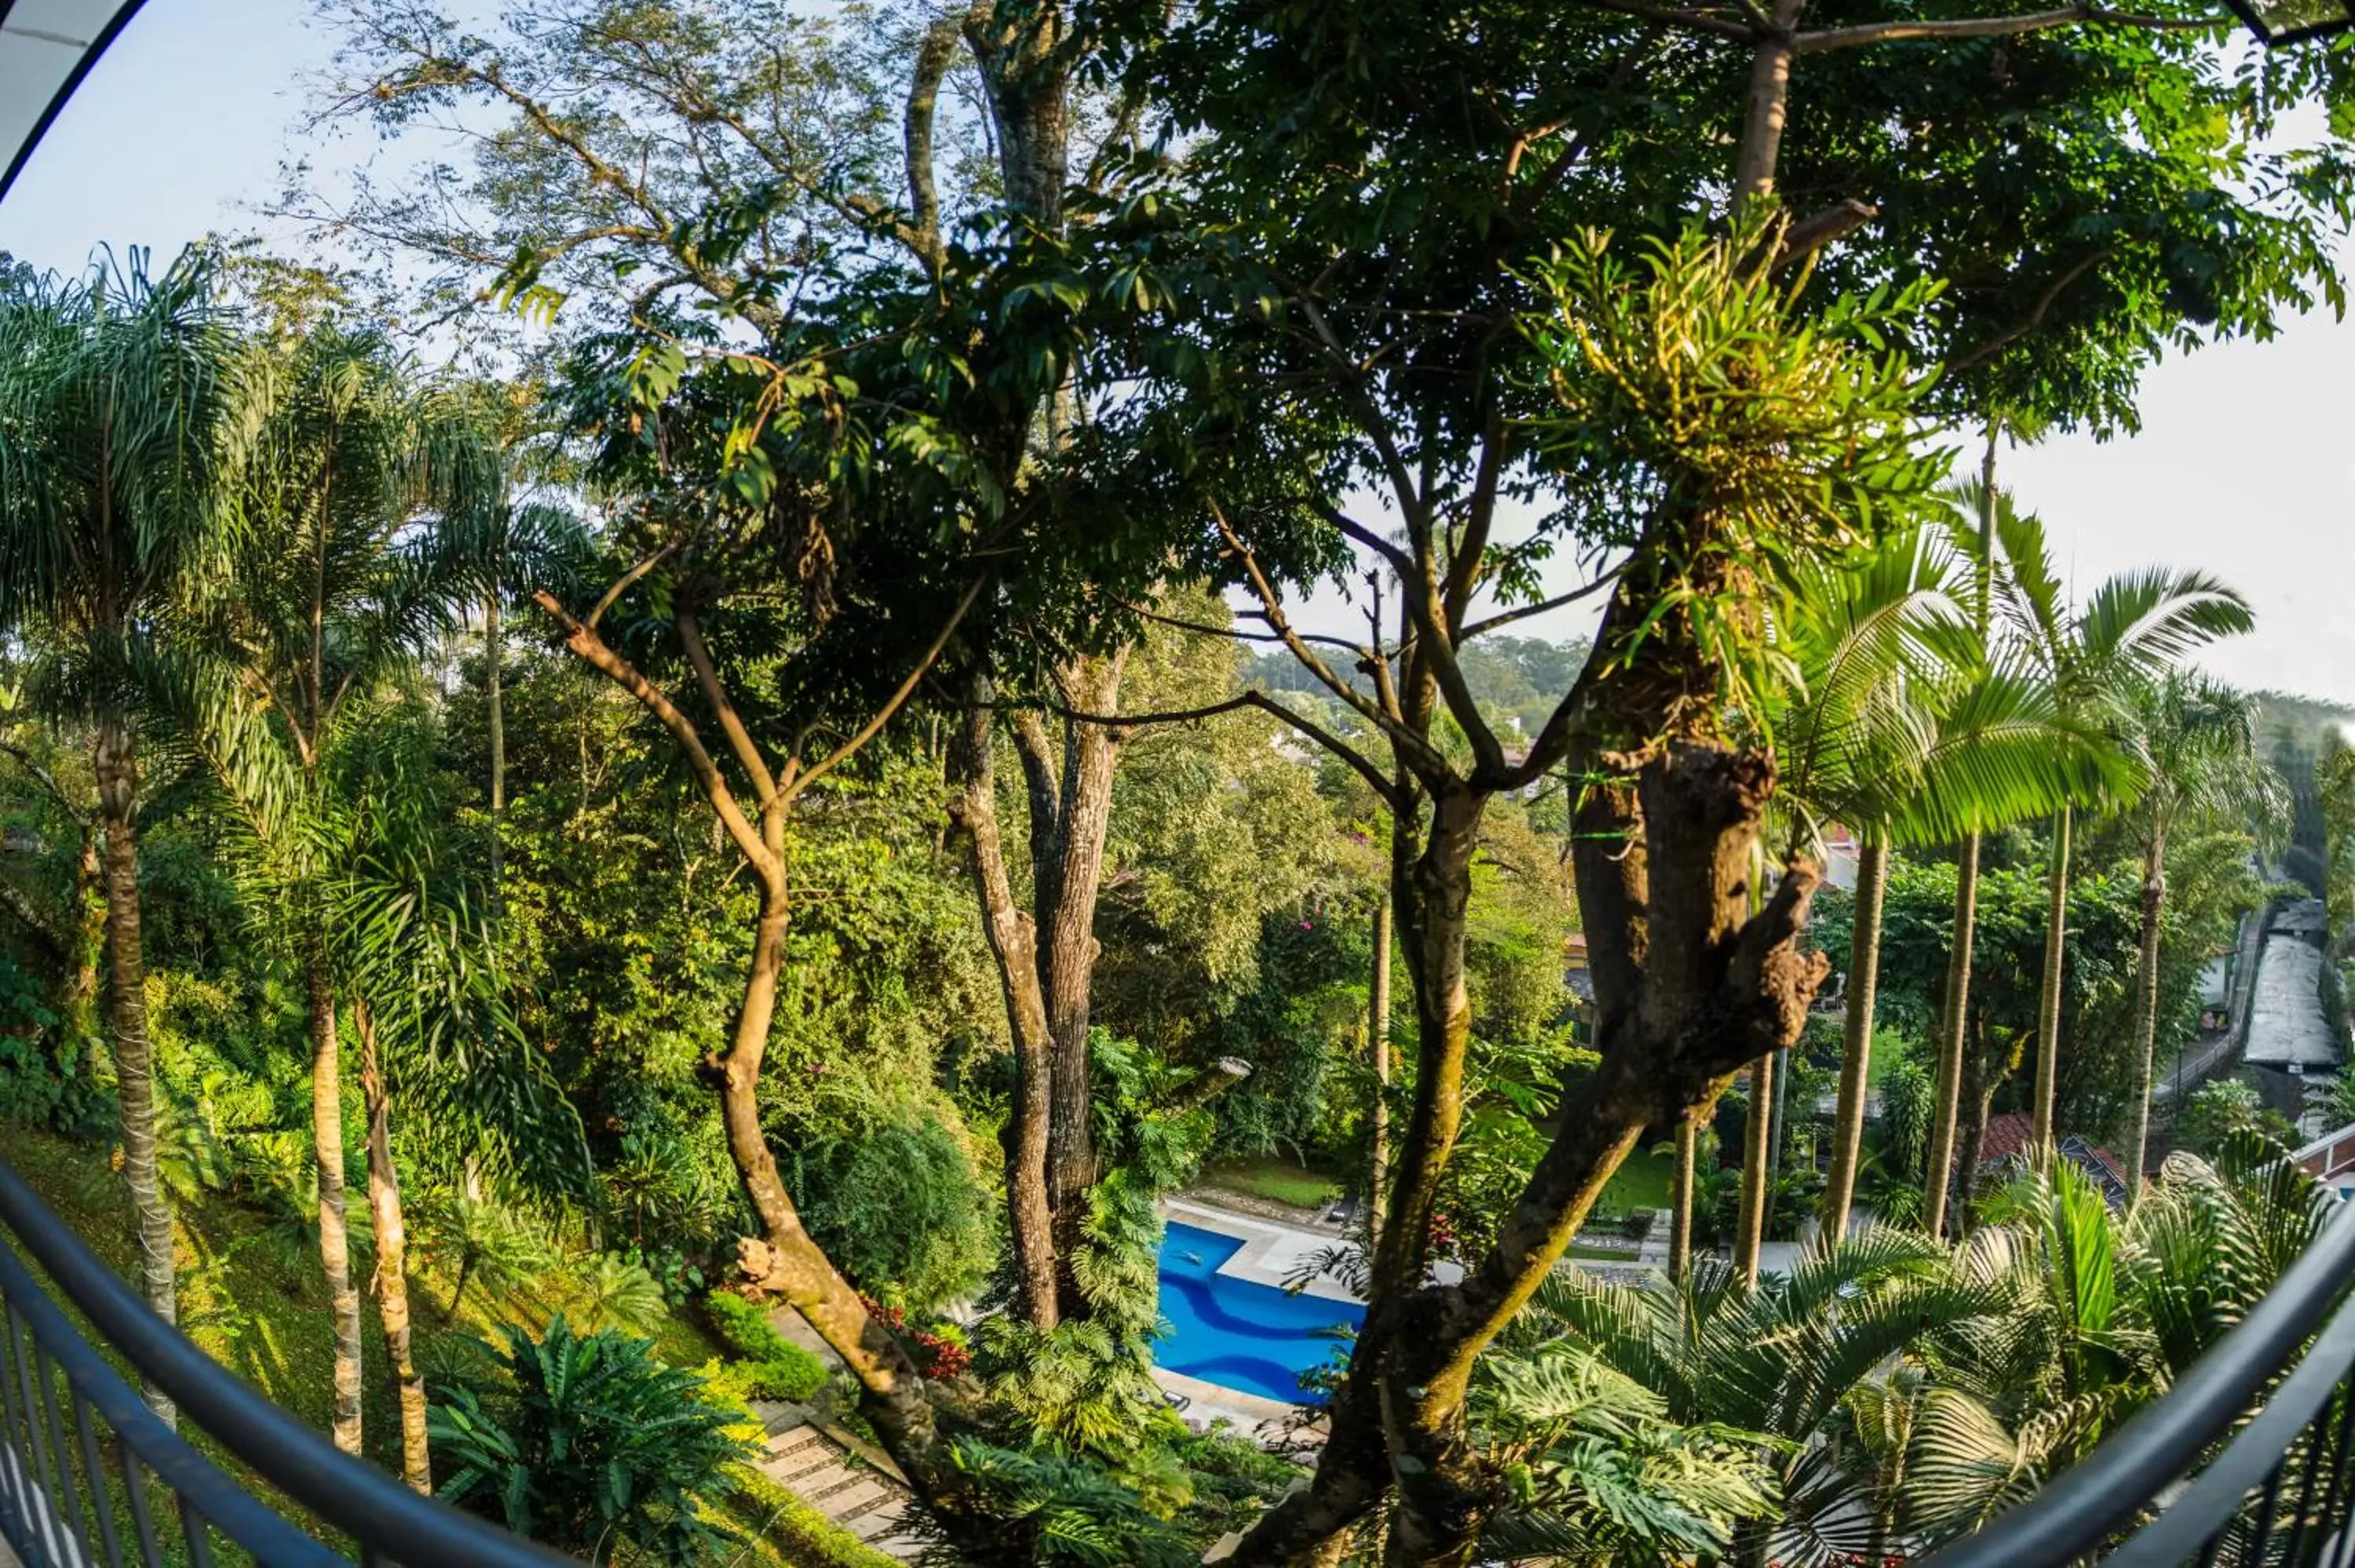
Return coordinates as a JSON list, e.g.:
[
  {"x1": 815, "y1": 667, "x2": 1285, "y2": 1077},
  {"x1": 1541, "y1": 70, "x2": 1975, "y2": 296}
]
[{"x1": 705, "y1": 1290, "x2": 829, "y2": 1402}]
